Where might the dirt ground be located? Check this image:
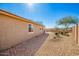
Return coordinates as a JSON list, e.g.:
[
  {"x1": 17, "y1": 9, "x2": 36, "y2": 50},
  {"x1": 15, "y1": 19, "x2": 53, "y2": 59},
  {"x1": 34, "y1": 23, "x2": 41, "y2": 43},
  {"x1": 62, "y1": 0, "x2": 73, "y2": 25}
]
[{"x1": 35, "y1": 32, "x2": 79, "y2": 56}]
